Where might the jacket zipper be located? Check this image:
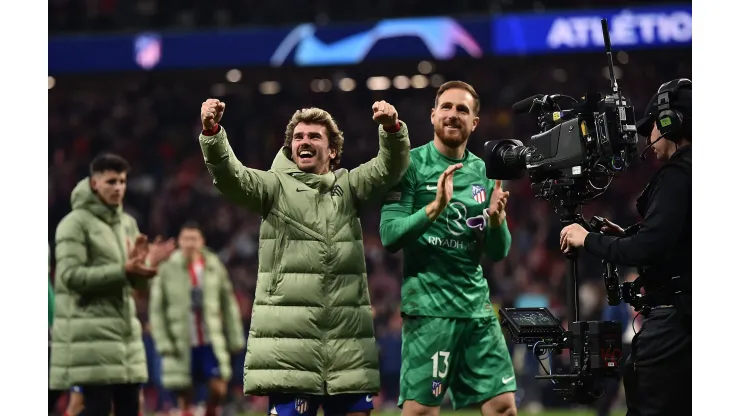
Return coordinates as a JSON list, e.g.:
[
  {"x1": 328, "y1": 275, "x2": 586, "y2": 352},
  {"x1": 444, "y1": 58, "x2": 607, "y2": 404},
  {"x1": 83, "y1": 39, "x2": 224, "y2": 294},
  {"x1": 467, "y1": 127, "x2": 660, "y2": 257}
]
[
  {"x1": 322, "y1": 201, "x2": 331, "y2": 394},
  {"x1": 269, "y1": 230, "x2": 287, "y2": 296}
]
